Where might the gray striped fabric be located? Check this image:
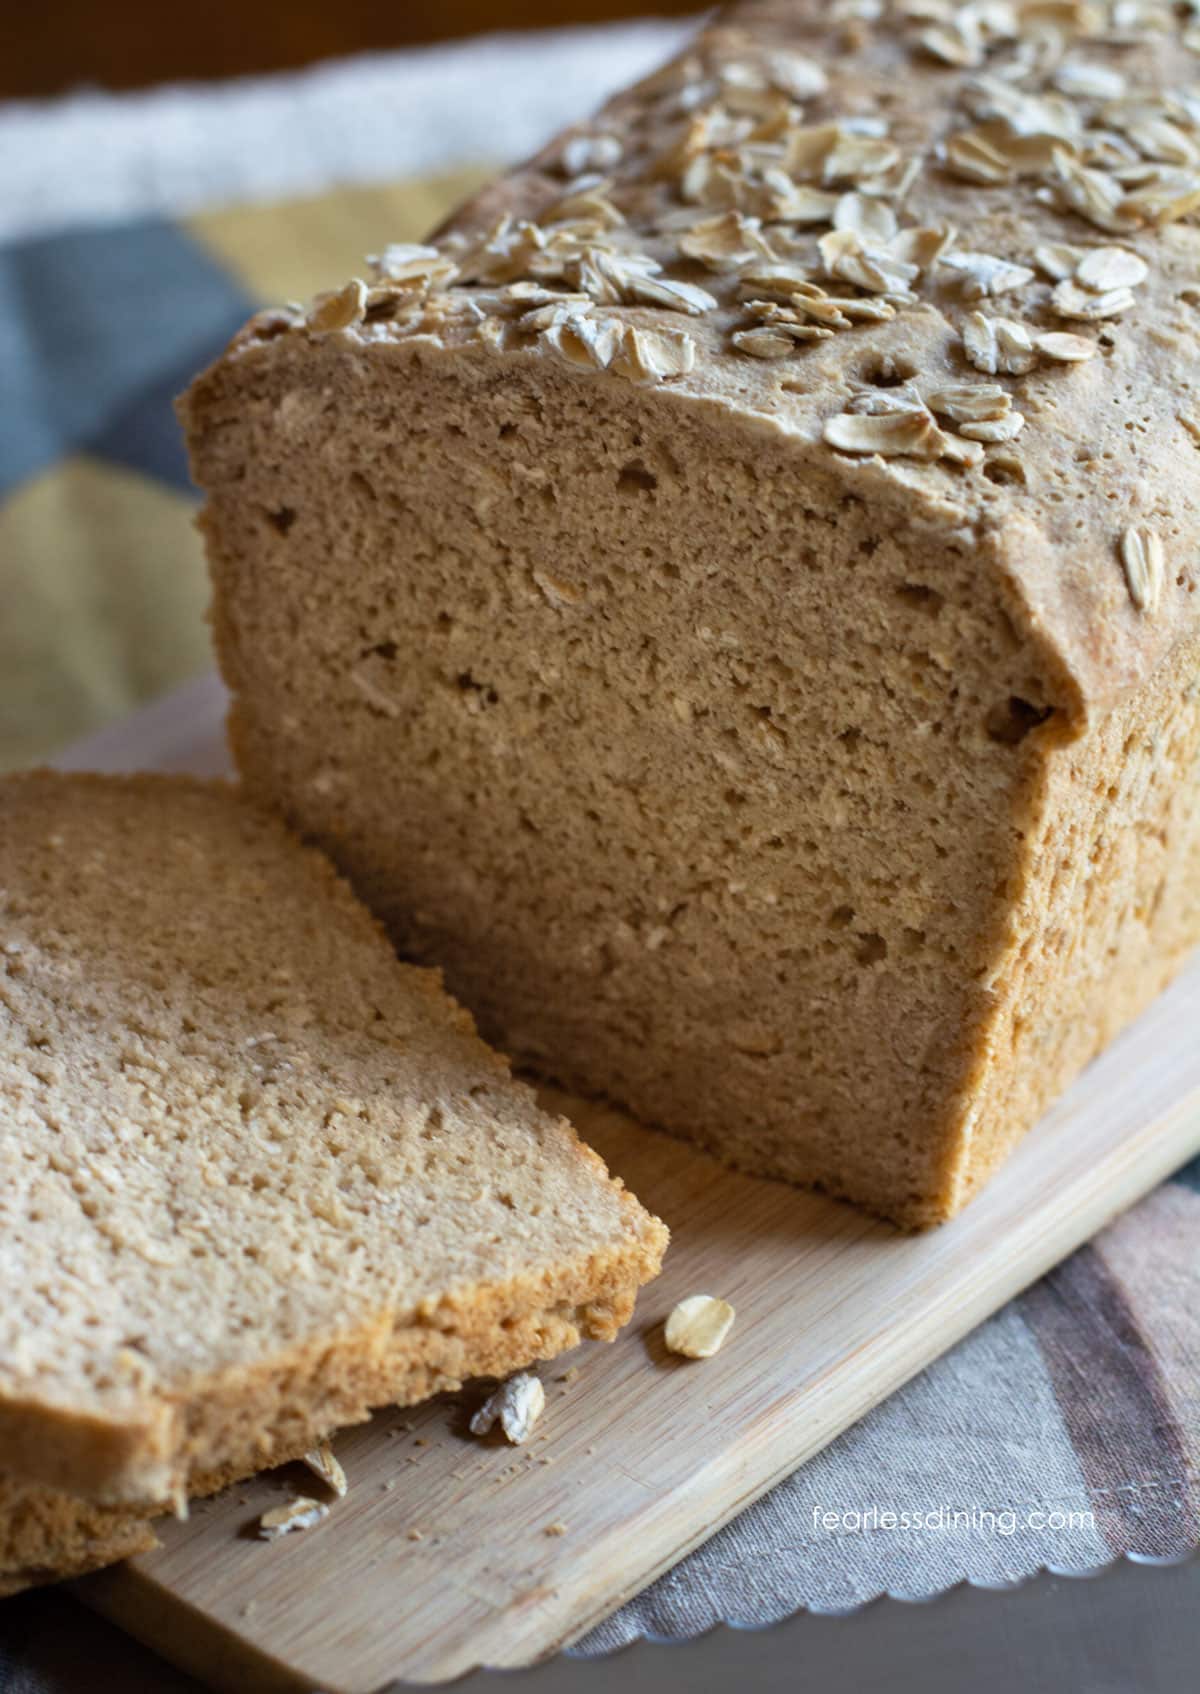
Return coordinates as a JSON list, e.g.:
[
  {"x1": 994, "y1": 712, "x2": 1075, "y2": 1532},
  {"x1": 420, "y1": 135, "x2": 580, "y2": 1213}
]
[{"x1": 579, "y1": 1160, "x2": 1200, "y2": 1651}]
